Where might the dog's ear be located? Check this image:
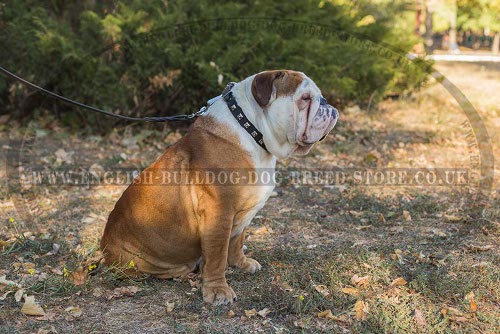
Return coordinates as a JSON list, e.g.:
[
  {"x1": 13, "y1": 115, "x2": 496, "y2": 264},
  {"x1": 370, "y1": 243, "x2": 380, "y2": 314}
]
[{"x1": 251, "y1": 71, "x2": 286, "y2": 107}]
